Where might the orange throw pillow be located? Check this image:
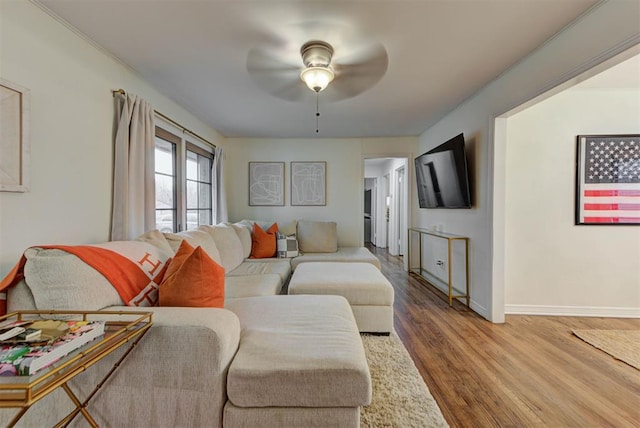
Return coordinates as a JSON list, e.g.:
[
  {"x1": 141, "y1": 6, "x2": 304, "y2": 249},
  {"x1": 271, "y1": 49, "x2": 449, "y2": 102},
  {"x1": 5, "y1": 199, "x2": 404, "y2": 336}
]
[
  {"x1": 159, "y1": 240, "x2": 225, "y2": 308},
  {"x1": 250, "y1": 223, "x2": 278, "y2": 258}
]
